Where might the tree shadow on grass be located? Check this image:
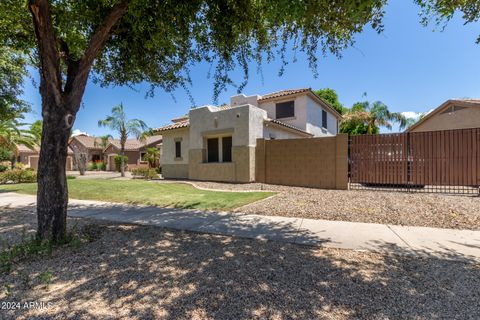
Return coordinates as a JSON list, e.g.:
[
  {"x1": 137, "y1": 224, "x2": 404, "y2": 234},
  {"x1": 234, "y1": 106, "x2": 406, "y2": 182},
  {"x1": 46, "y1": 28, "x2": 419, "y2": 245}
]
[{"x1": 2, "y1": 217, "x2": 479, "y2": 320}]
